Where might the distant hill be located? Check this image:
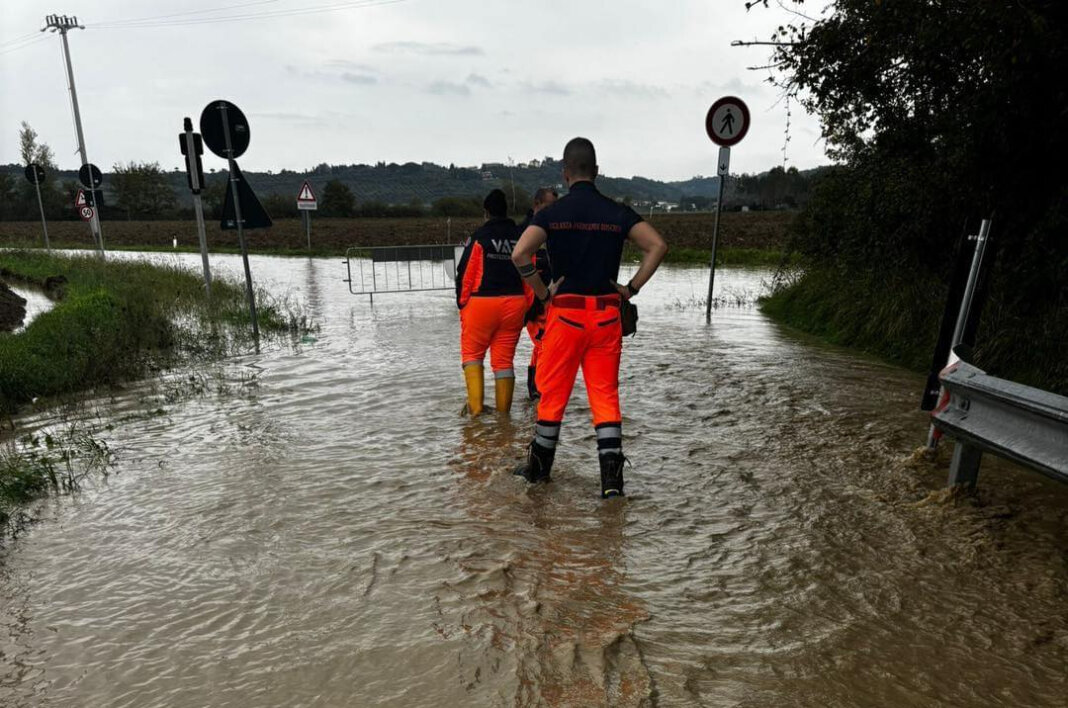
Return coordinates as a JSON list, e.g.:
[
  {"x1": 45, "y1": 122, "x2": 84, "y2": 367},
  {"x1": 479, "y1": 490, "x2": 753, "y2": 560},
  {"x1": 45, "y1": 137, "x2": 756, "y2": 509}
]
[{"x1": 0, "y1": 158, "x2": 828, "y2": 212}]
